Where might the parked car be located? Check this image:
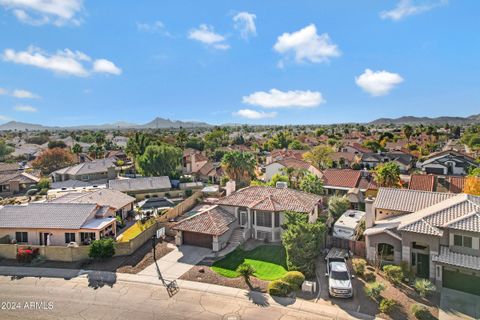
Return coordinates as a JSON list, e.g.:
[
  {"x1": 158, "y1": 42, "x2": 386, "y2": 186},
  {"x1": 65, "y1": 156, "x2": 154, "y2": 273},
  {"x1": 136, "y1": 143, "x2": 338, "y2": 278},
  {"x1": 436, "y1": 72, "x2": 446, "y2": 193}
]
[{"x1": 325, "y1": 257, "x2": 354, "y2": 298}]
